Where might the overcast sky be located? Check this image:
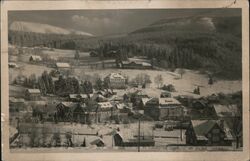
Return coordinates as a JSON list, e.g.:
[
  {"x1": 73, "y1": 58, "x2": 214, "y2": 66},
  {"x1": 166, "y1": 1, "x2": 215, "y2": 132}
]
[{"x1": 9, "y1": 9, "x2": 241, "y2": 36}]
